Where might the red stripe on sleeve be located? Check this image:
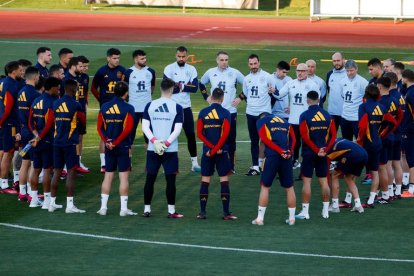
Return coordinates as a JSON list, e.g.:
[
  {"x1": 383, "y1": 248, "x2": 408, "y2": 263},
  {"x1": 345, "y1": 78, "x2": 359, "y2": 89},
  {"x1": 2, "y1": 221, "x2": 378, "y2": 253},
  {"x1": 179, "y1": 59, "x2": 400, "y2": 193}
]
[
  {"x1": 0, "y1": 91, "x2": 14, "y2": 127},
  {"x1": 325, "y1": 119, "x2": 337, "y2": 152},
  {"x1": 38, "y1": 108, "x2": 55, "y2": 139},
  {"x1": 196, "y1": 118, "x2": 215, "y2": 149},
  {"x1": 96, "y1": 112, "x2": 107, "y2": 142},
  {"x1": 112, "y1": 112, "x2": 134, "y2": 146},
  {"x1": 299, "y1": 120, "x2": 320, "y2": 154},
  {"x1": 258, "y1": 125, "x2": 285, "y2": 155},
  {"x1": 357, "y1": 113, "x2": 369, "y2": 146}
]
